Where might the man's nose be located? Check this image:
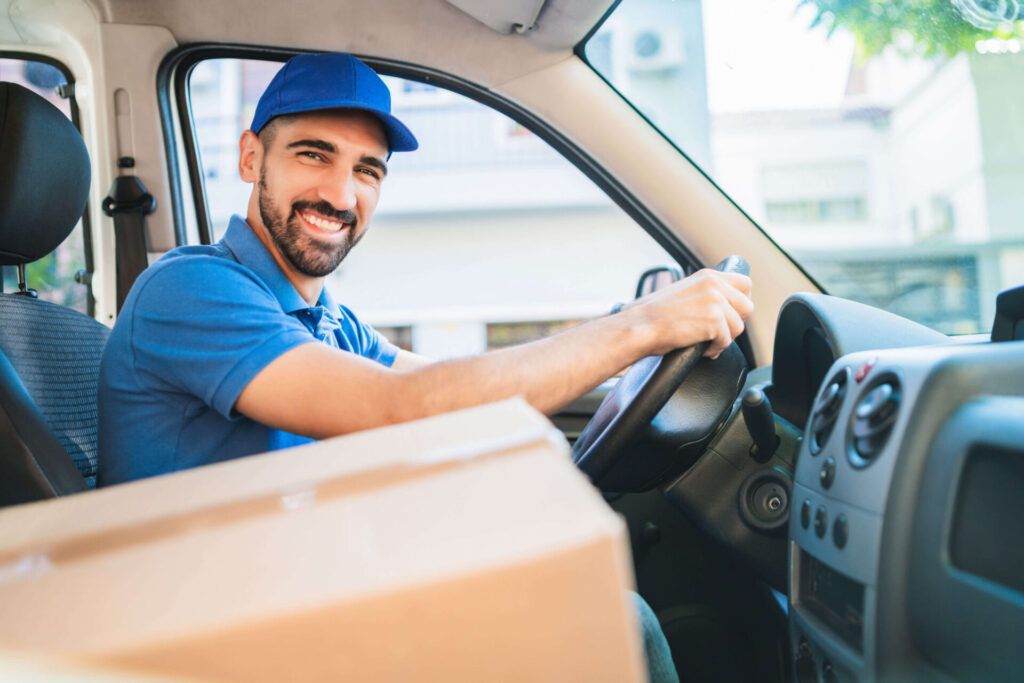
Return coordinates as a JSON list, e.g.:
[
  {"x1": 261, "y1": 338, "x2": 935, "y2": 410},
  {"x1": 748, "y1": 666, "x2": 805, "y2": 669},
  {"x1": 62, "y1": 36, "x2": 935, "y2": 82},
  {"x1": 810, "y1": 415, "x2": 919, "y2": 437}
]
[{"x1": 319, "y1": 169, "x2": 358, "y2": 211}]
